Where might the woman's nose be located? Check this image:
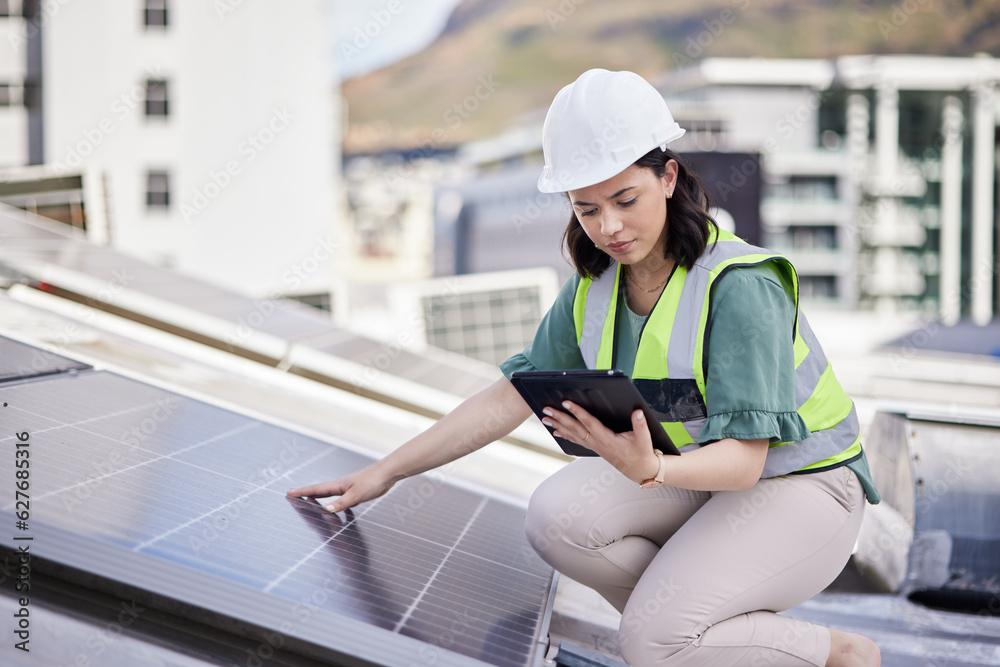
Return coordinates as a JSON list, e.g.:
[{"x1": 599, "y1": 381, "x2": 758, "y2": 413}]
[{"x1": 600, "y1": 212, "x2": 624, "y2": 237}]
